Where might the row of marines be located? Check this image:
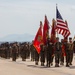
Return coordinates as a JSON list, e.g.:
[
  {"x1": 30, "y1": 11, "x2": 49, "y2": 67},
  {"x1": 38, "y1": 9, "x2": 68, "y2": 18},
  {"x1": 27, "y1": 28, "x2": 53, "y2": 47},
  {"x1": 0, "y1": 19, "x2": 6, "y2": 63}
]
[
  {"x1": 40, "y1": 37, "x2": 75, "y2": 67},
  {"x1": 0, "y1": 37, "x2": 75, "y2": 67}
]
